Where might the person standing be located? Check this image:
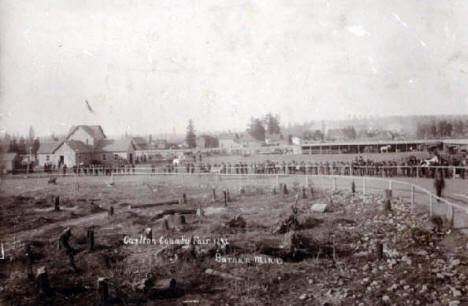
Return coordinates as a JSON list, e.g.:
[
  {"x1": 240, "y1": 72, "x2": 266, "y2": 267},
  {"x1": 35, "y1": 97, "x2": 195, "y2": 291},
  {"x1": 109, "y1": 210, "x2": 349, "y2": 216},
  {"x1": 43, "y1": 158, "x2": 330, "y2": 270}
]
[{"x1": 434, "y1": 168, "x2": 445, "y2": 201}]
